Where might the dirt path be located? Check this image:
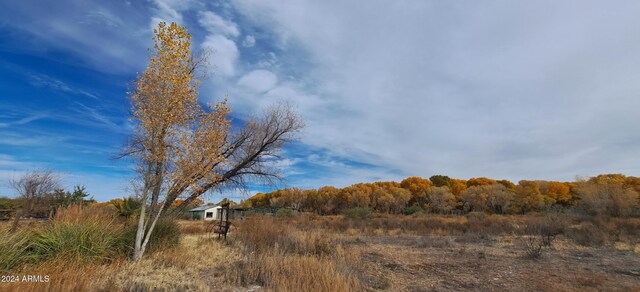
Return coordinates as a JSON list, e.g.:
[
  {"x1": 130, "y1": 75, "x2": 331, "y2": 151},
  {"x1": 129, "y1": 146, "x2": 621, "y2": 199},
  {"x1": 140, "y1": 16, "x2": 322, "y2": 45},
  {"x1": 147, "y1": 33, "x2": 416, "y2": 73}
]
[{"x1": 343, "y1": 235, "x2": 640, "y2": 291}]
